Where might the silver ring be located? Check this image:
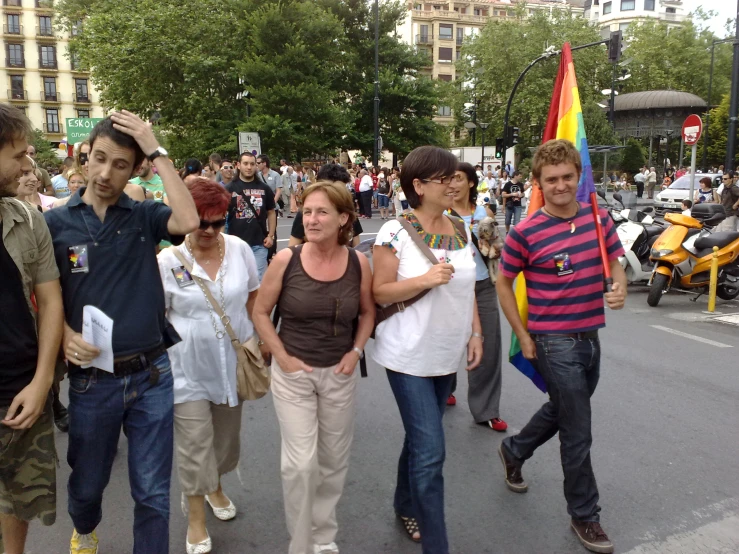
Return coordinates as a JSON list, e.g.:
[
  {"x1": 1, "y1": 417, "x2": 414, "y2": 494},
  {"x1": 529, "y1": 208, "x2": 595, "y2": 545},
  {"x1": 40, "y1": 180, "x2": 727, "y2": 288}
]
[{"x1": 74, "y1": 352, "x2": 79, "y2": 358}]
